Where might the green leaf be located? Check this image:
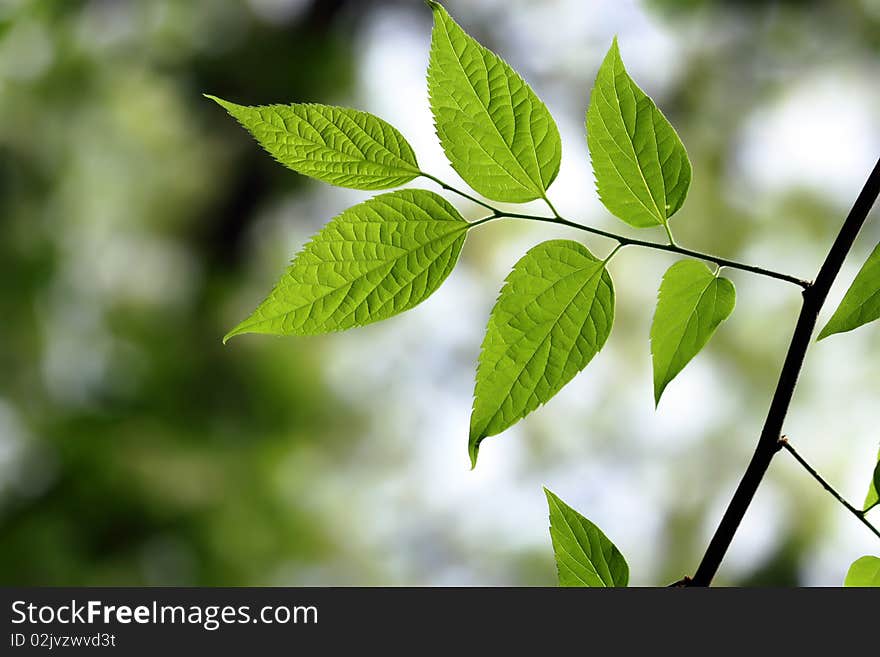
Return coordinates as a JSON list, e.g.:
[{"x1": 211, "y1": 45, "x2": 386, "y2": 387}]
[
  {"x1": 586, "y1": 38, "x2": 692, "y2": 229},
  {"x1": 206, "y1": 96, "x2": 420, "y2": 190},
  {"x1": 818, "y1": 241, "x2": 880, "y2": 340},
  {"x1": 224, "y1": 189, "x2": 467, "y2": 341},
  {"x1": 844, "y1": 555, "x2": 880, "y2": 587},
  {"x1": 544, "y1": 488, "x2": 629, "y2": 587},
  {"x1": 651, "y1": 260, "x2": 736, "y2": 405},
  {"x1": 470, "y1": 240, "x2": 614, "y2": 467},
  {"x1": 426, "y1": 1, "x2": 561, "y2": 203},
  {"x1": 864, "y1": 448, "x2": 879, "y2": 513}
]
